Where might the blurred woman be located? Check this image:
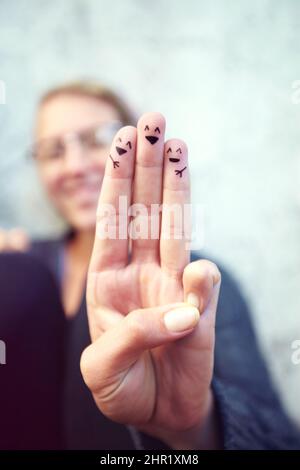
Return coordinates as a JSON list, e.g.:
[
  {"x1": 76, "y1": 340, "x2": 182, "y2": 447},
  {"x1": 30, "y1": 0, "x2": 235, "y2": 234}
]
[
  {"x1": 0, "y1": 81, "x2": 299, "y2": 450},
  {"x1": 1, "y1": 82, "x2": 146, "y2": 449}
]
